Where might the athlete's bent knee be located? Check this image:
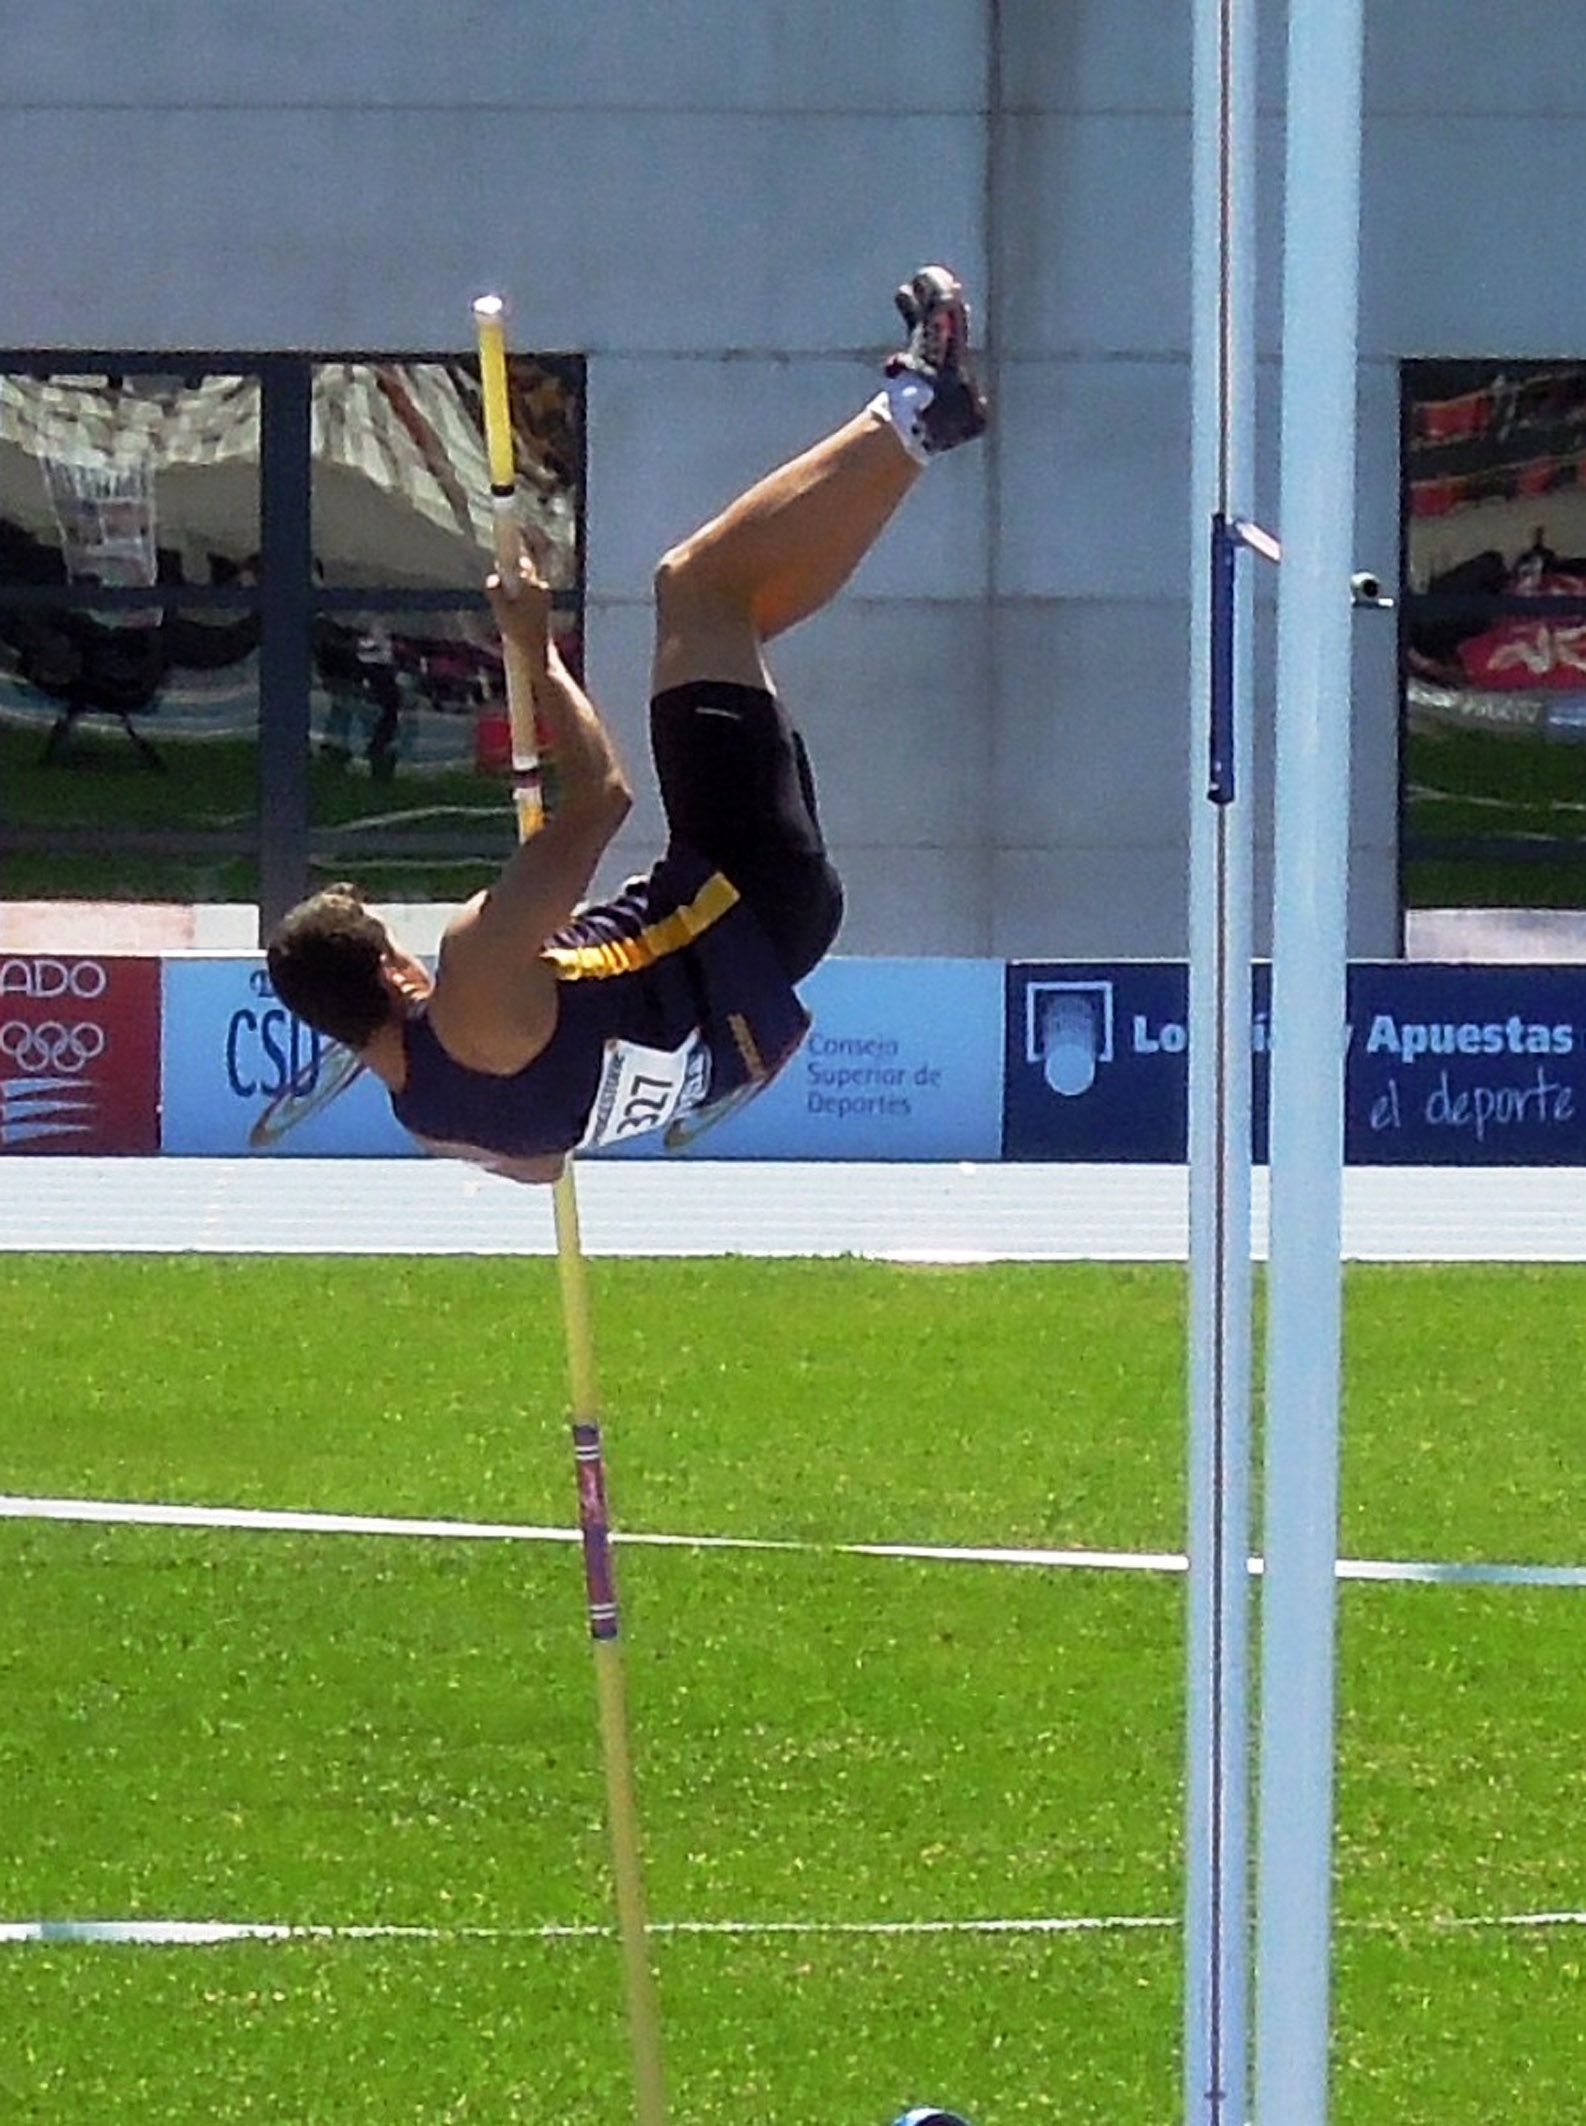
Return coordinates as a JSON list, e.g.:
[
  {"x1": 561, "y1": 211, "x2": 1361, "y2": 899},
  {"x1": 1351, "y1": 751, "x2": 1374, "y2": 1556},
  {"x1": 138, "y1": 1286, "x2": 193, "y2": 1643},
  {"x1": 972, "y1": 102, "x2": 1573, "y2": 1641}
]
[{"x1": 654, "y1": 542, "x2": 749, "y2": 627}]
